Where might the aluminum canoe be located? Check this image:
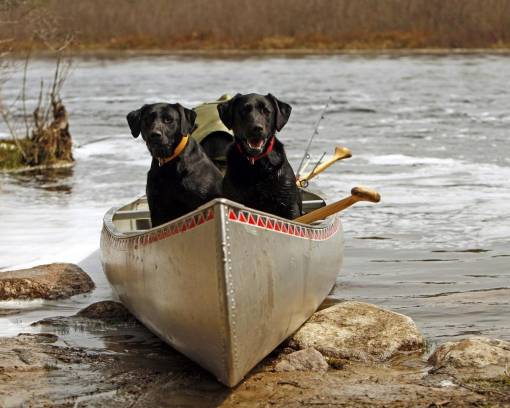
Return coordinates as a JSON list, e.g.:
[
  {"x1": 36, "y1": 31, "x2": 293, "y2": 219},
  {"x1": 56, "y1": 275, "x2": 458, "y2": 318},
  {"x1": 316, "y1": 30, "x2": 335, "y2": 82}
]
[{"x1": 100, "y1": 192, "x2": 343, "y2": 387}]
